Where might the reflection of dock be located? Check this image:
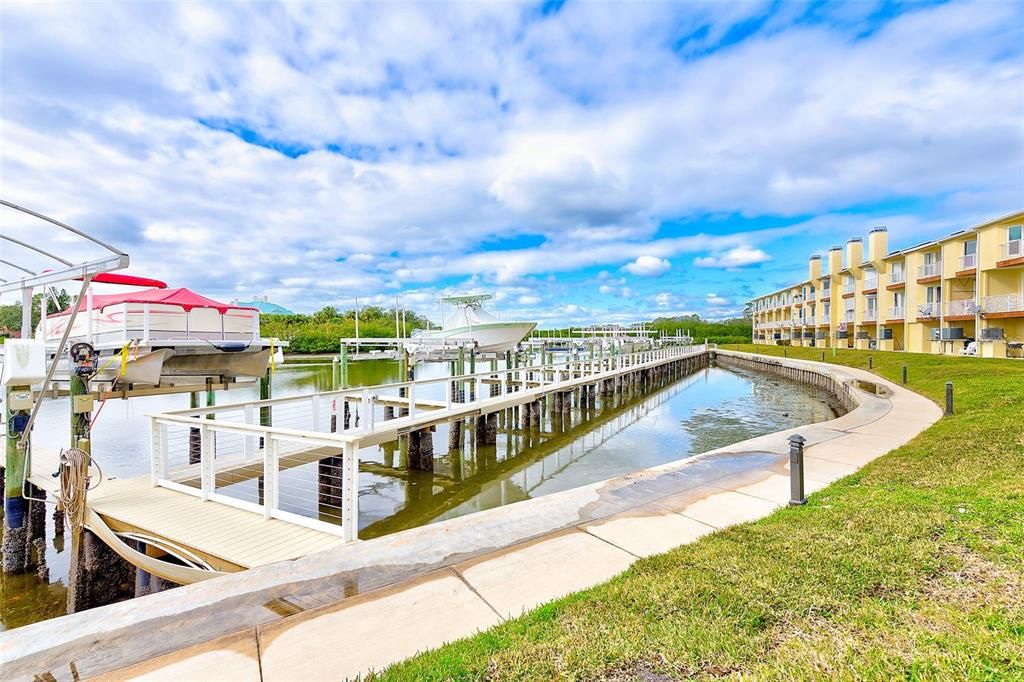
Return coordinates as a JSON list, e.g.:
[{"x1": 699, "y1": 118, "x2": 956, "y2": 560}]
[
  {"x1": 360, "y1": 370, "x2": 704, "y2": 538},
  {"x1": 34, "y1": 345, "x2": 708, "y2": 583}
]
